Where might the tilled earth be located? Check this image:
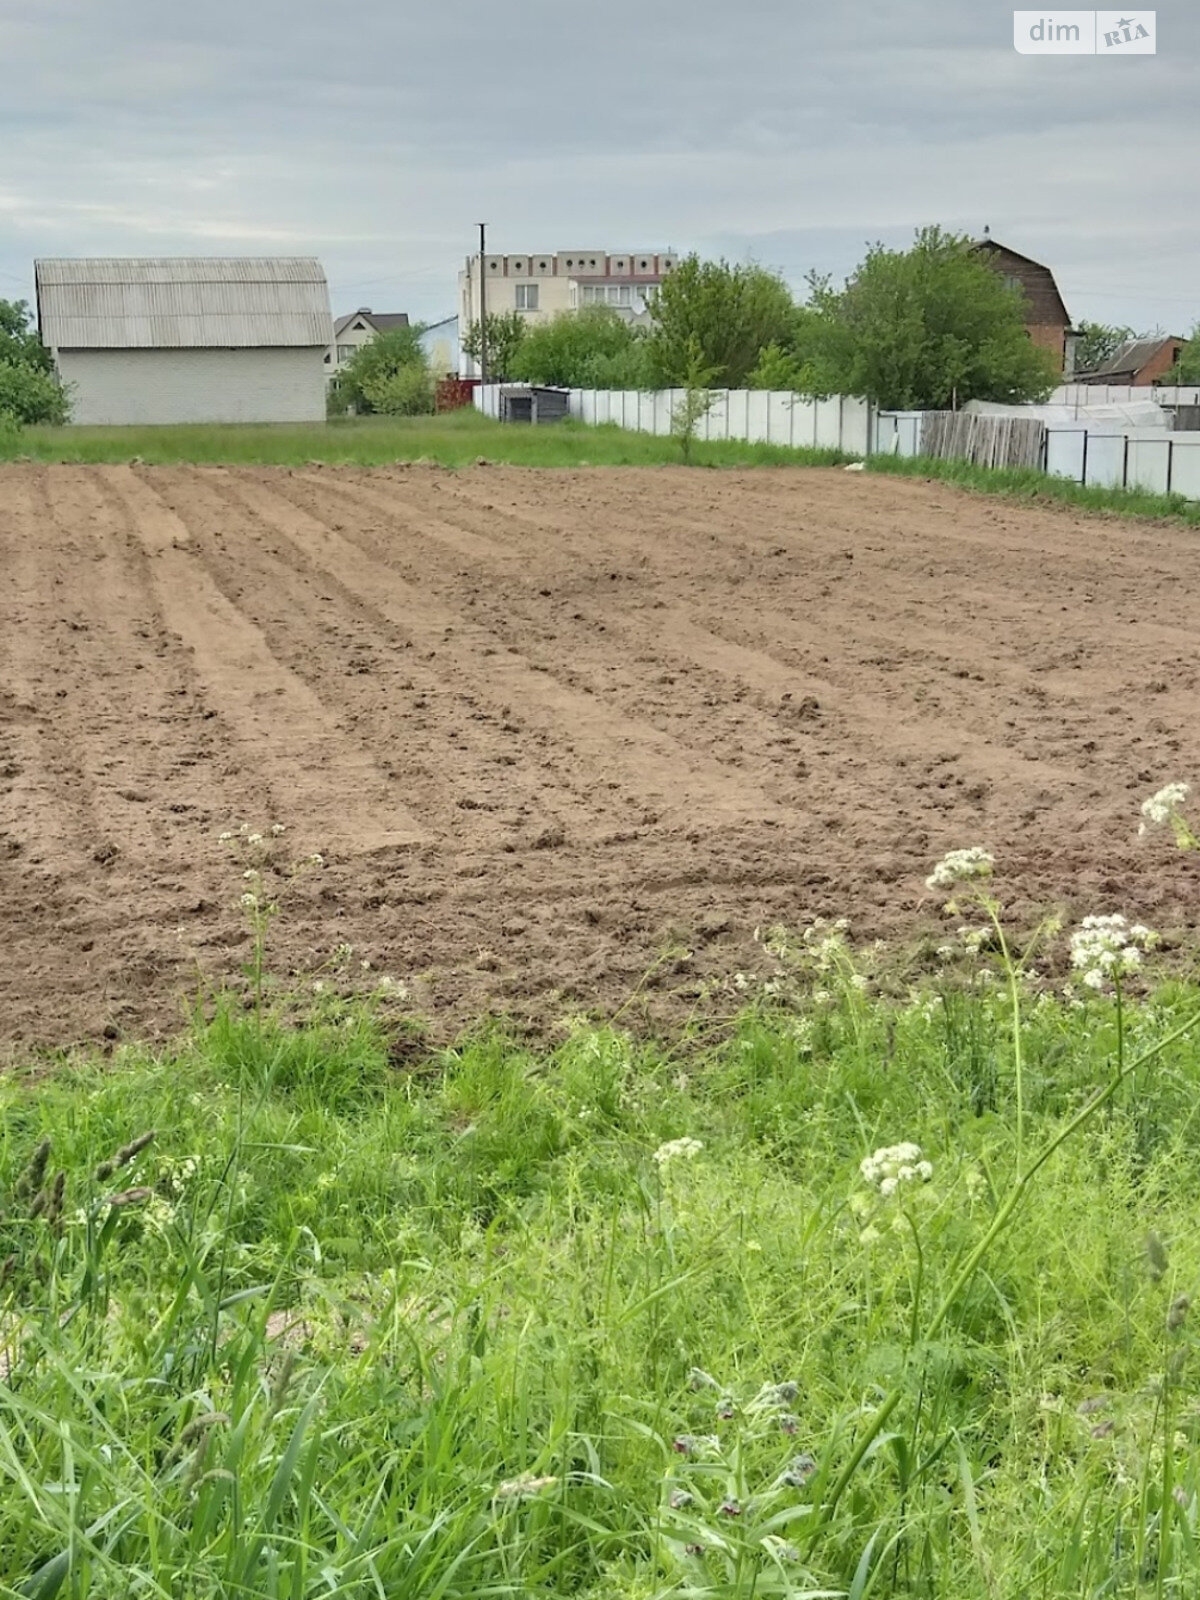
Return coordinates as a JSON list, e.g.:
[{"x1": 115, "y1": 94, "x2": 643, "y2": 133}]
[{"x1": 2, "y1": 460, "x2": 1198, "y2": 1053}]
